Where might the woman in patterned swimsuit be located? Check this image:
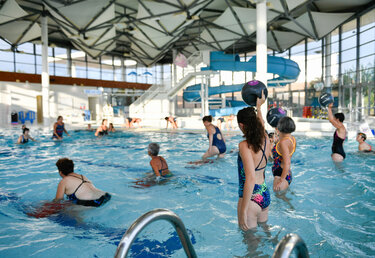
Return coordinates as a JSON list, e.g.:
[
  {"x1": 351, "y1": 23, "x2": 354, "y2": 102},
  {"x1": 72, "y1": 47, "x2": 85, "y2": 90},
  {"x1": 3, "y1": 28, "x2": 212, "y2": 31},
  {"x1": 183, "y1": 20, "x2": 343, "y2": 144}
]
[{"x1": 236, "y1": 91, "x2": 271, "y2": 231}]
